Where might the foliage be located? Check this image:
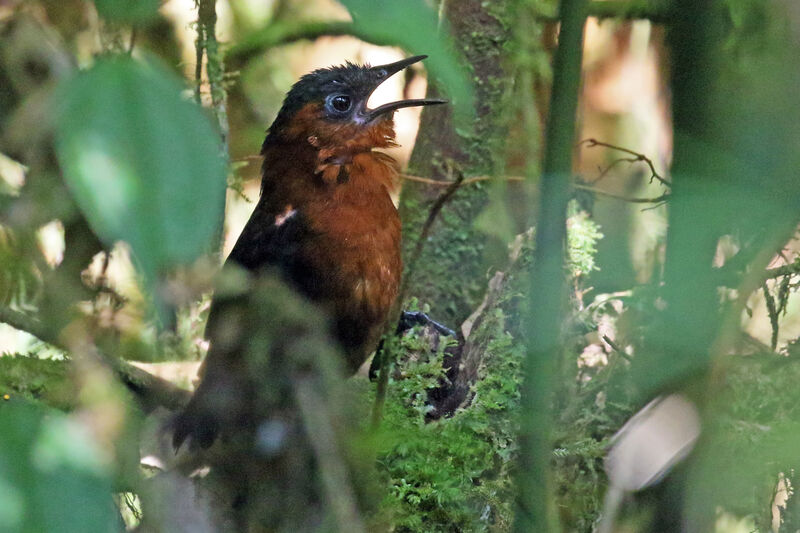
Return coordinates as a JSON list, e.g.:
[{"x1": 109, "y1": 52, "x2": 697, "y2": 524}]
[
  {"x1": 686, "y1": 350, "x2": 800, "y2": 530},
  {"x1": 92, "y1": 0, "x2": 159, "y2": 24},
  {"x1": 373, "y1": 211, "x2": 619, "y2": 532},
  {"x1": 0, "y1": 399, "x2": 118, "y2": 533},
  {"x1": 2, "y1": 0, "x2": 800, "y2": 532},
  {"x1": 566, "y1": 200, "x2": 603, "y2": 278},
  {"x1": 0, "y1": 356, "x2": 72, "y2": 410},
  {"x1": 54, "y1": 55, "x2": 227, "y2": 312}
]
